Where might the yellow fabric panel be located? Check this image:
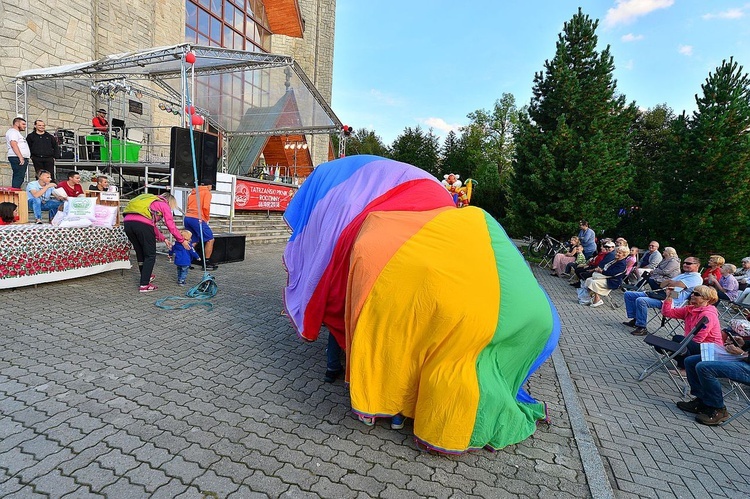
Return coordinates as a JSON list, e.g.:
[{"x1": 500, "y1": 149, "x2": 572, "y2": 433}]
[
  {"x1": 348, "y1": 207, "x2": 500, "y2": 452},
  {"x1": 344, "y1": 207, "x2": 452, "y2": 377}
]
